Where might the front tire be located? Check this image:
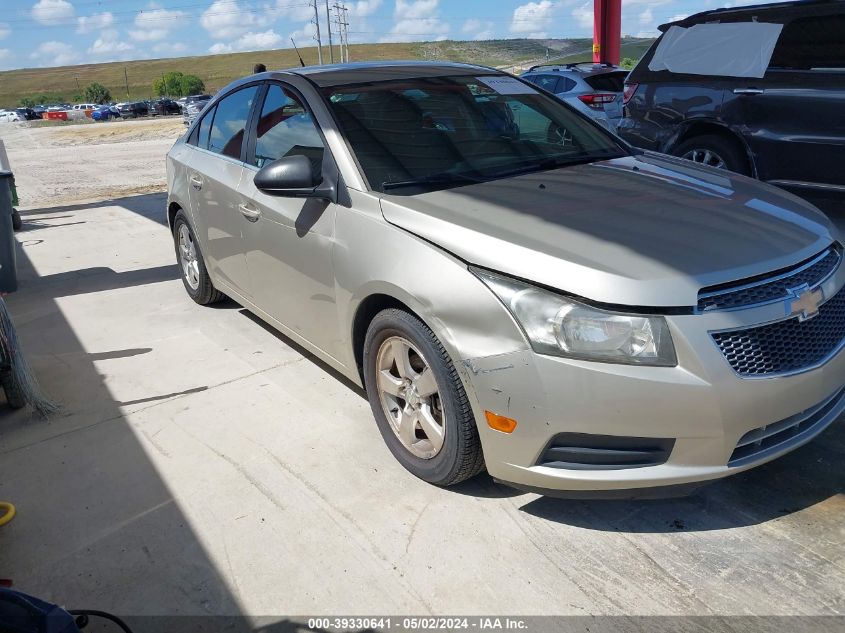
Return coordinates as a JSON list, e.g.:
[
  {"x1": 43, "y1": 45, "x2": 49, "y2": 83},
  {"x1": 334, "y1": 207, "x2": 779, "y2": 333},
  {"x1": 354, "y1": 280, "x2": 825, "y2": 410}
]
[
  {"x1": 172, "y1": 210, "x2": 225, "y2": 305},
  {"x1": 11, "y1": 210, "x2": 22, "y2": 231},
  {"x1": 363, "y1": 309, "x2": 484, "y2": 486}
]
